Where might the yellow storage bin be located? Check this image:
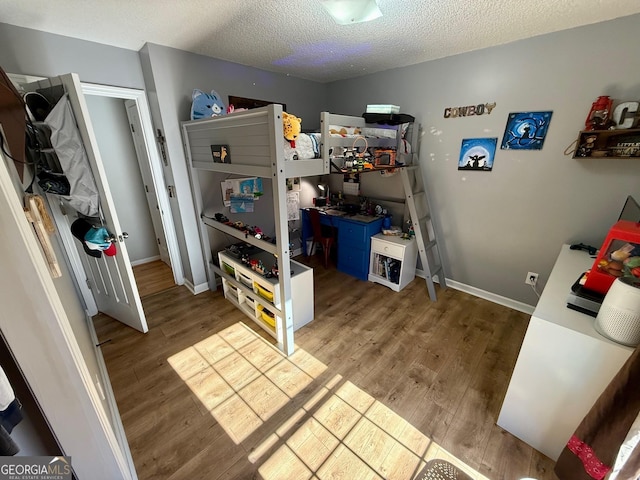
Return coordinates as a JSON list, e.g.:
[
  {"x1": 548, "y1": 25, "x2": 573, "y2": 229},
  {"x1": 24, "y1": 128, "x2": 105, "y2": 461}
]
[
  {"x1": 254, "y1": 282, "x2": 274, "y2": 302},
  {"x1": 257, "y1": 305, "x2": 276, "y2": 328}
]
